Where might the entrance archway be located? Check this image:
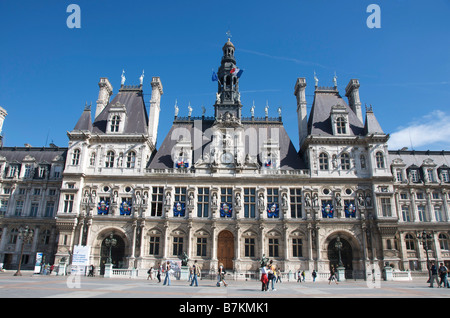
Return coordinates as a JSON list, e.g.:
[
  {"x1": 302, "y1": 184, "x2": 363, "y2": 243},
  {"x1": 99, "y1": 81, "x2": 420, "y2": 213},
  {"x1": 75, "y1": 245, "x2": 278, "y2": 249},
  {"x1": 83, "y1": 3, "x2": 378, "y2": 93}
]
[
  {"x1": 99, "y1": 234, "x2": 126, "y2": 275},
  {"x1": 327, "y1": 236, "x2": 353, "y2": 277},
  {"x1": 217, "y1": 230, "x2": 234, "y2": 270}
]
